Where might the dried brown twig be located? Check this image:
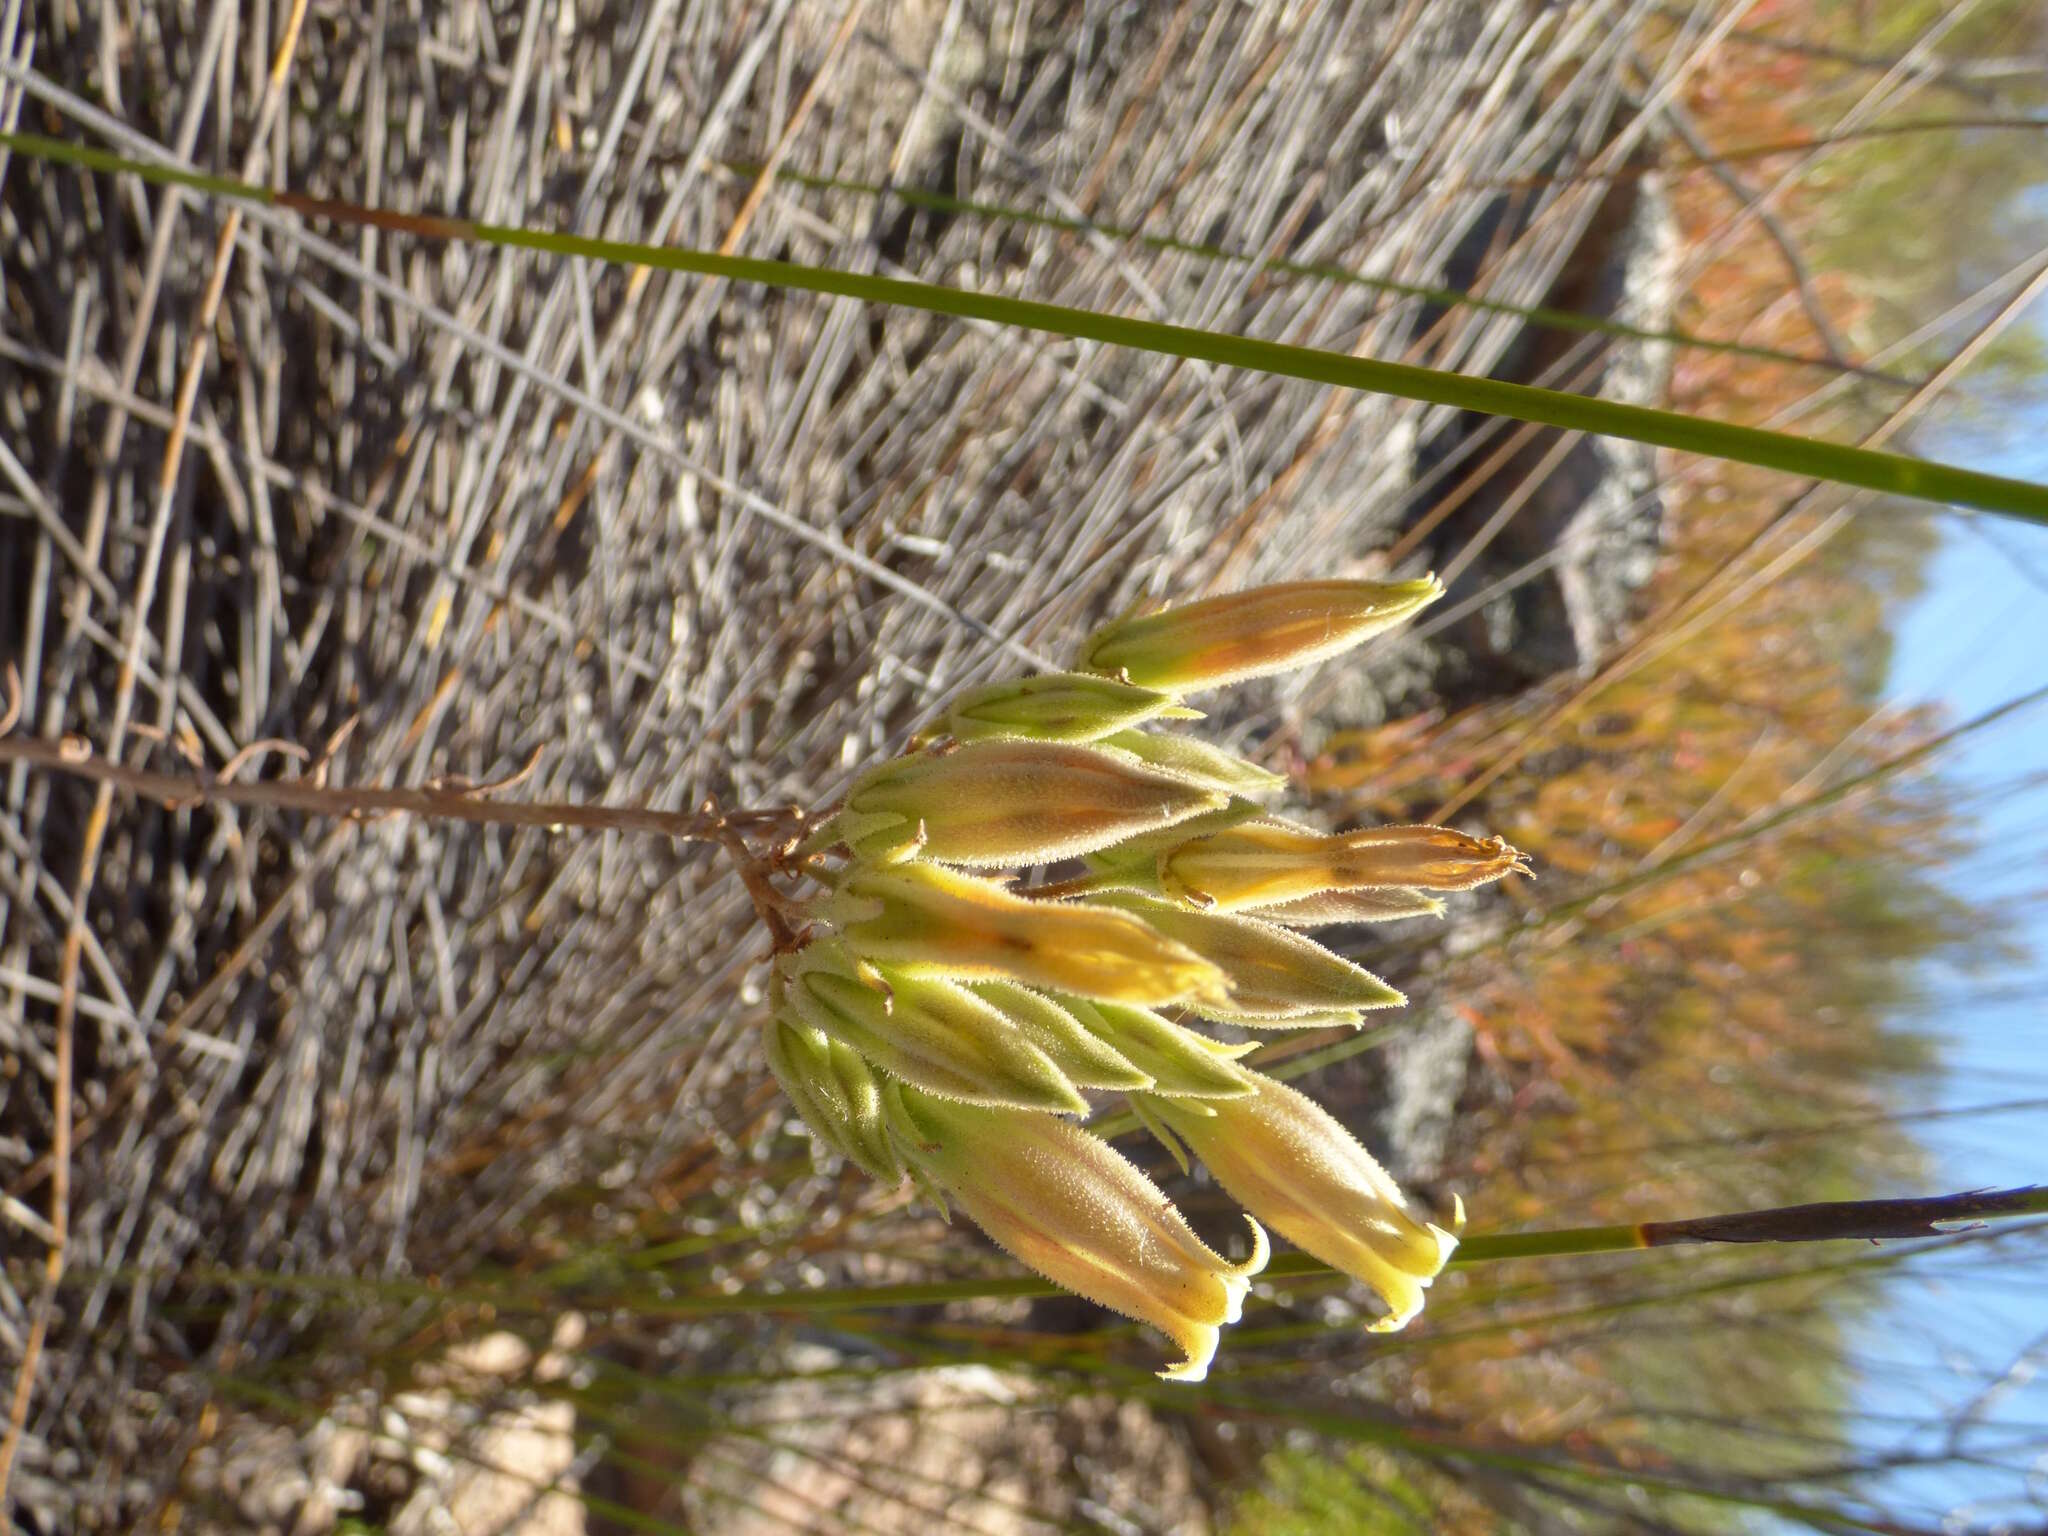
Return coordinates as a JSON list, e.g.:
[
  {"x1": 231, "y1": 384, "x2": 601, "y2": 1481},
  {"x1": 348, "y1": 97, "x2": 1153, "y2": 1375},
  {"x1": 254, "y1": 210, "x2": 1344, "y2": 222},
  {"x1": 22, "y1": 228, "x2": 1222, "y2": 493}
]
[
  {"x1": 0, "y1": 664, "x2": 809, "y2": 964},
  {"x1": 0, "y1": 729, "x2": 795, "y2": 844}
]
